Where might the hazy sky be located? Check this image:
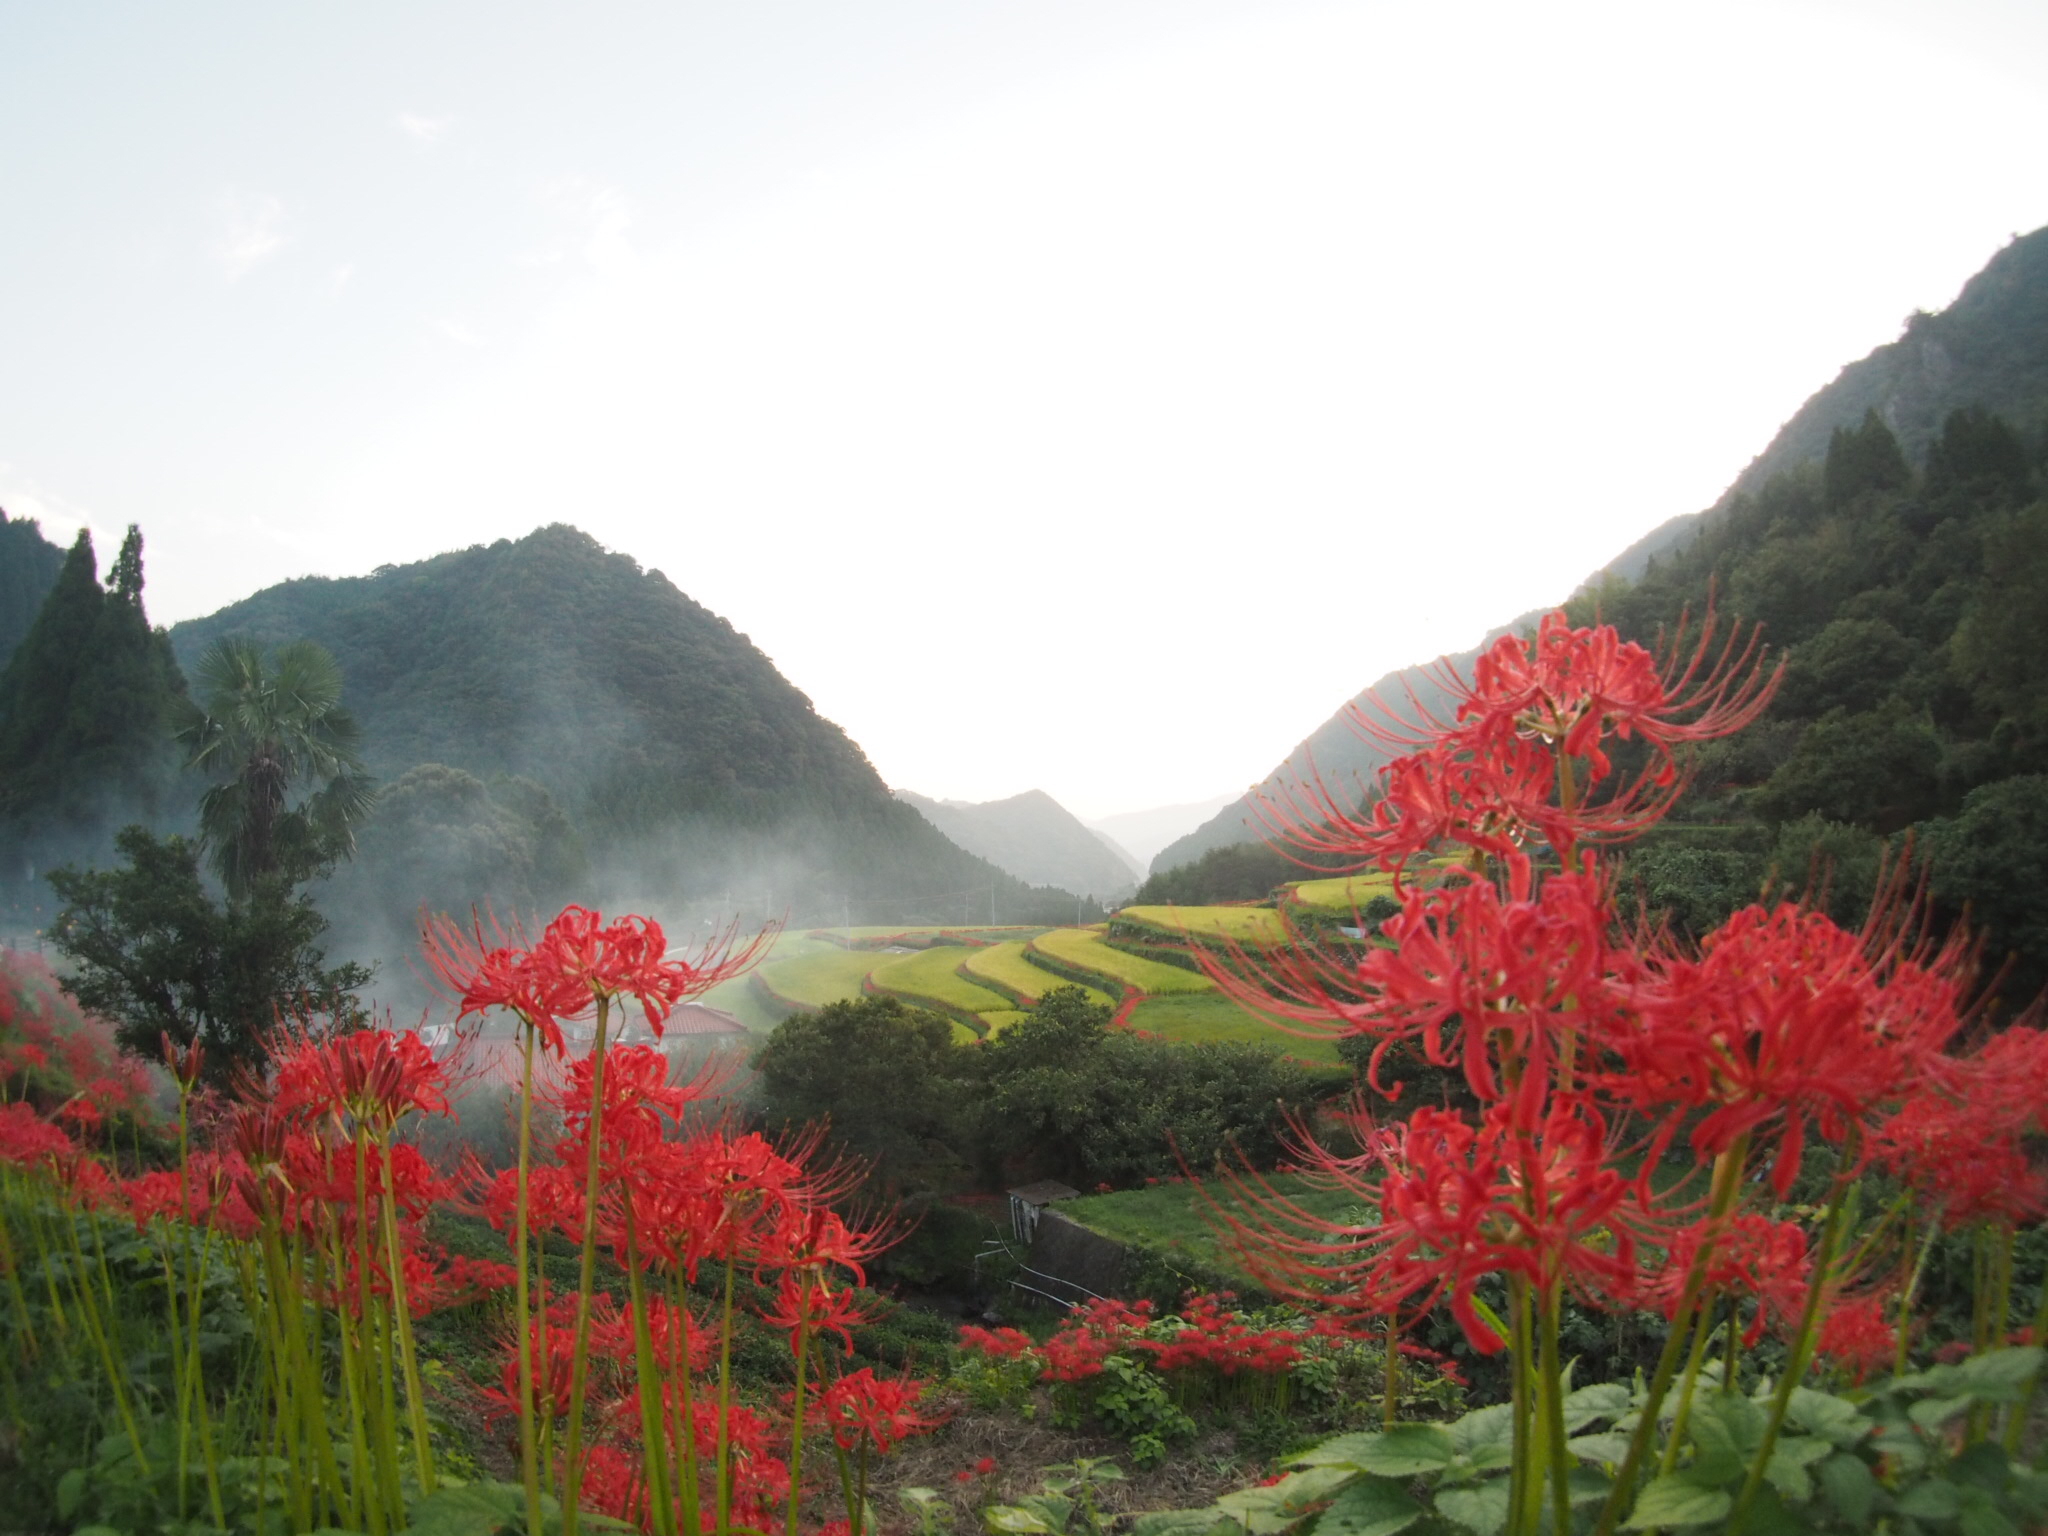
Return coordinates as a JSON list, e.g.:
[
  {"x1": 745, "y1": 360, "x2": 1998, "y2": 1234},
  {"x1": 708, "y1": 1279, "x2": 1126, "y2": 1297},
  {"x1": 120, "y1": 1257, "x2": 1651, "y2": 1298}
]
[{"x1": 4, "y1": 3, "x2": 2046, "y2": 820}]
